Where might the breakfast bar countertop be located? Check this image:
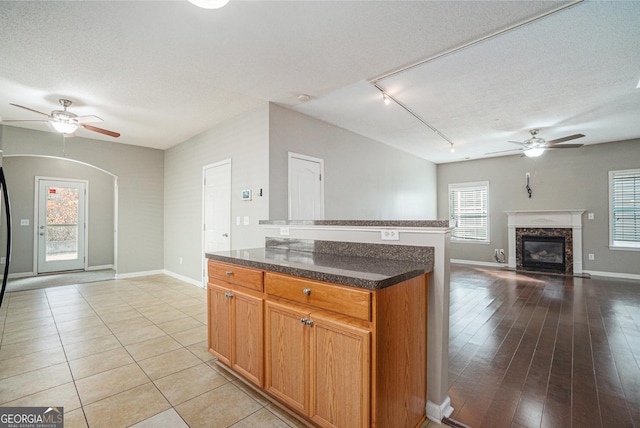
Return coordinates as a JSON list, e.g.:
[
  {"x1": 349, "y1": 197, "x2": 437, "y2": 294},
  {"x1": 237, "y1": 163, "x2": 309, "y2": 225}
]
[{"x1": 205, "y1": 247, "x2": 433, "y2": 290}]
